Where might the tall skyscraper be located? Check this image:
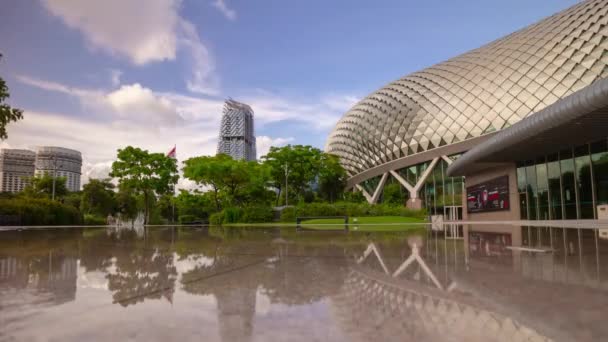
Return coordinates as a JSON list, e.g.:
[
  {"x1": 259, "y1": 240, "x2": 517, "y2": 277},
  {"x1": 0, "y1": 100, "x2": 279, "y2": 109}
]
[
  {"x1": 216, "y1": 99, "x2": 256, "y2": 161},
  {"x1": 34, "y1": 146, "x2": 82, "y2": 192},
  {"x1": 0, "y1": 149, "x2": 36, "y2": 193}
]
